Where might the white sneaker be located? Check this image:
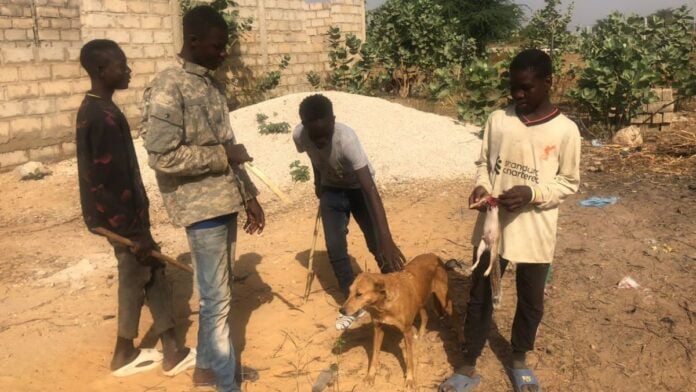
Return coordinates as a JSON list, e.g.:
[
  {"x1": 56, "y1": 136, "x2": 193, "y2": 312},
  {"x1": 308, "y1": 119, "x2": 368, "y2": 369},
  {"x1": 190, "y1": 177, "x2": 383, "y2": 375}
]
[{"x1": 335, "y1": 309, "x2": 367, "y2": 331}]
